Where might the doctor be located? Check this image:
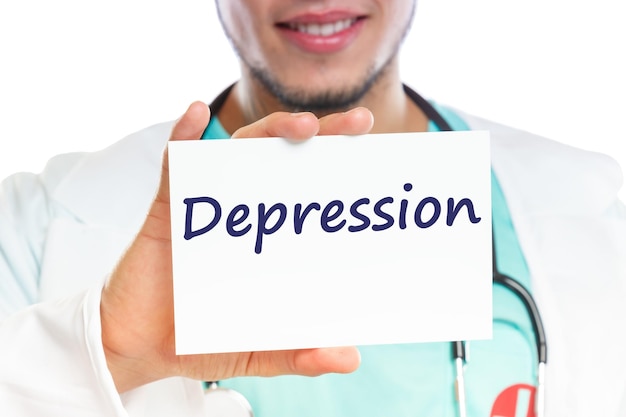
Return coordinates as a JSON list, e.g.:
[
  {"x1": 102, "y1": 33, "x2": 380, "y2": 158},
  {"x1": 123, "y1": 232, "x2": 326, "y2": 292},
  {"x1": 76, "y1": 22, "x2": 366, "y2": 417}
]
[{"x1": 1, "y1": 0, "x2": 626, "y2": 416}]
